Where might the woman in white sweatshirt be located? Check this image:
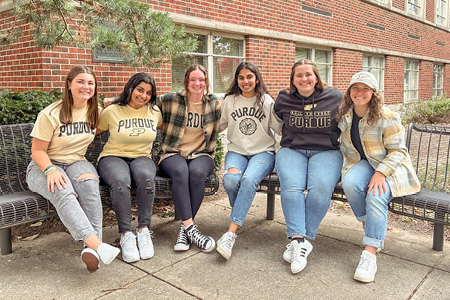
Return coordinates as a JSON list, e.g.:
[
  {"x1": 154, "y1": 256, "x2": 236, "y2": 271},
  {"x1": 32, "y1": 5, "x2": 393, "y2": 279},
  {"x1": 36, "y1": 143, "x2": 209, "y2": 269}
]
[{"x1": 216, "y1": 62, "x2": 282, "y2": 260}]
